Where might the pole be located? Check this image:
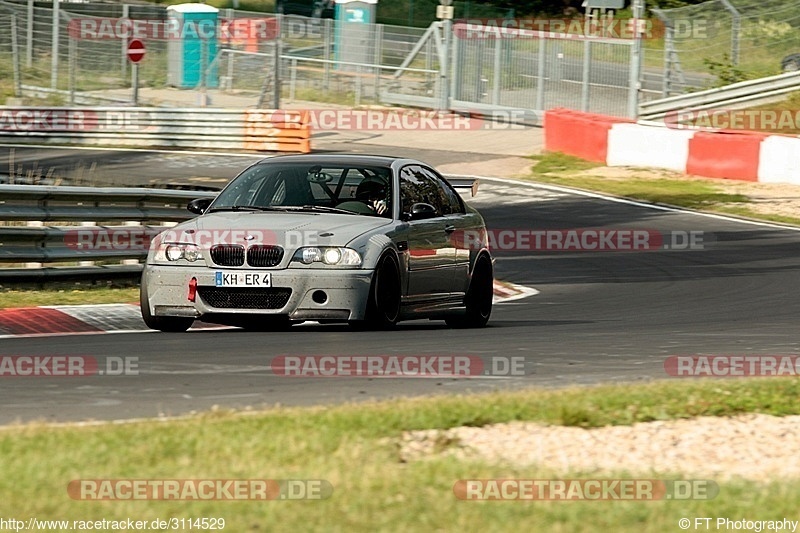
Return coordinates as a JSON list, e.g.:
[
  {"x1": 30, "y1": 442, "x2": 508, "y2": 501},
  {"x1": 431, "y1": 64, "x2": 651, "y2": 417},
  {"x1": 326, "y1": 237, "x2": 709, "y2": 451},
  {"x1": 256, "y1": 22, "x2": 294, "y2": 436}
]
[
  {"x1": 68, "y1": 32, "x2": 75, "y2": 104},
  {"x1": 439, "y1": 19, "x2": 451, "y2": 111},
  {"x1": 11, "y1": 15, "x2": 22, "y2": 97},
  {"x1": 272, "y1": 39, "x2": 281, "y2": 108},
  {"x1": 132, "y1": 63, "x2": 139, "y2": 105},
  {"x1": 627, "y1": 0, "x2": 643, "y2": 119},
  {"x1": 492, "y1": 37, "x2": 501, "y2": 105},
  {"x1": 121, "y1": 4, "x2": 129, "y2": 81},
  {"x1": 26, "y1": 0, "x2": 33, "y2": 68},
  {"x1": 51, "y1": 0, "x2": 59, "y2": 89}
]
